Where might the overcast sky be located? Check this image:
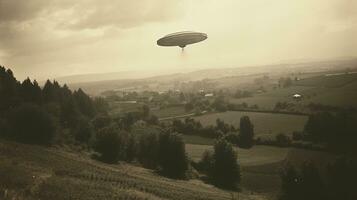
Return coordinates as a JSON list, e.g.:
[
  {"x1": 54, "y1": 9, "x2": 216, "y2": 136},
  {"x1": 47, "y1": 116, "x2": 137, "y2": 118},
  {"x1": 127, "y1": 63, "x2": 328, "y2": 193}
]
[{"x1": 0, "y1": 0, "x2": 356, "y2": 80}]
